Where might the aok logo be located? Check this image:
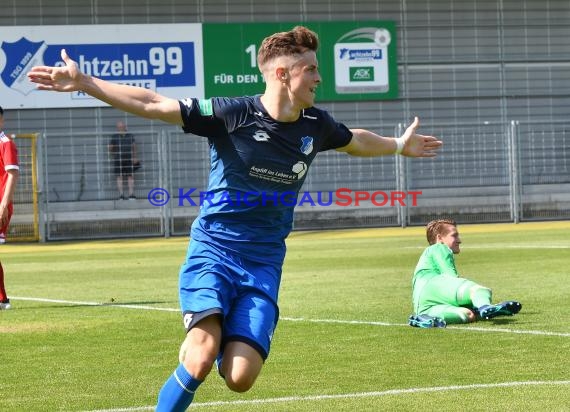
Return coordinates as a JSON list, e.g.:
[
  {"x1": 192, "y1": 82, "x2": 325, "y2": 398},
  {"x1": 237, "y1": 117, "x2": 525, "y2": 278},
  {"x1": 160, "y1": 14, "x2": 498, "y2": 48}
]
[{"x1": 350, "y1": 67, "x2": 374, "y2": 82}]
